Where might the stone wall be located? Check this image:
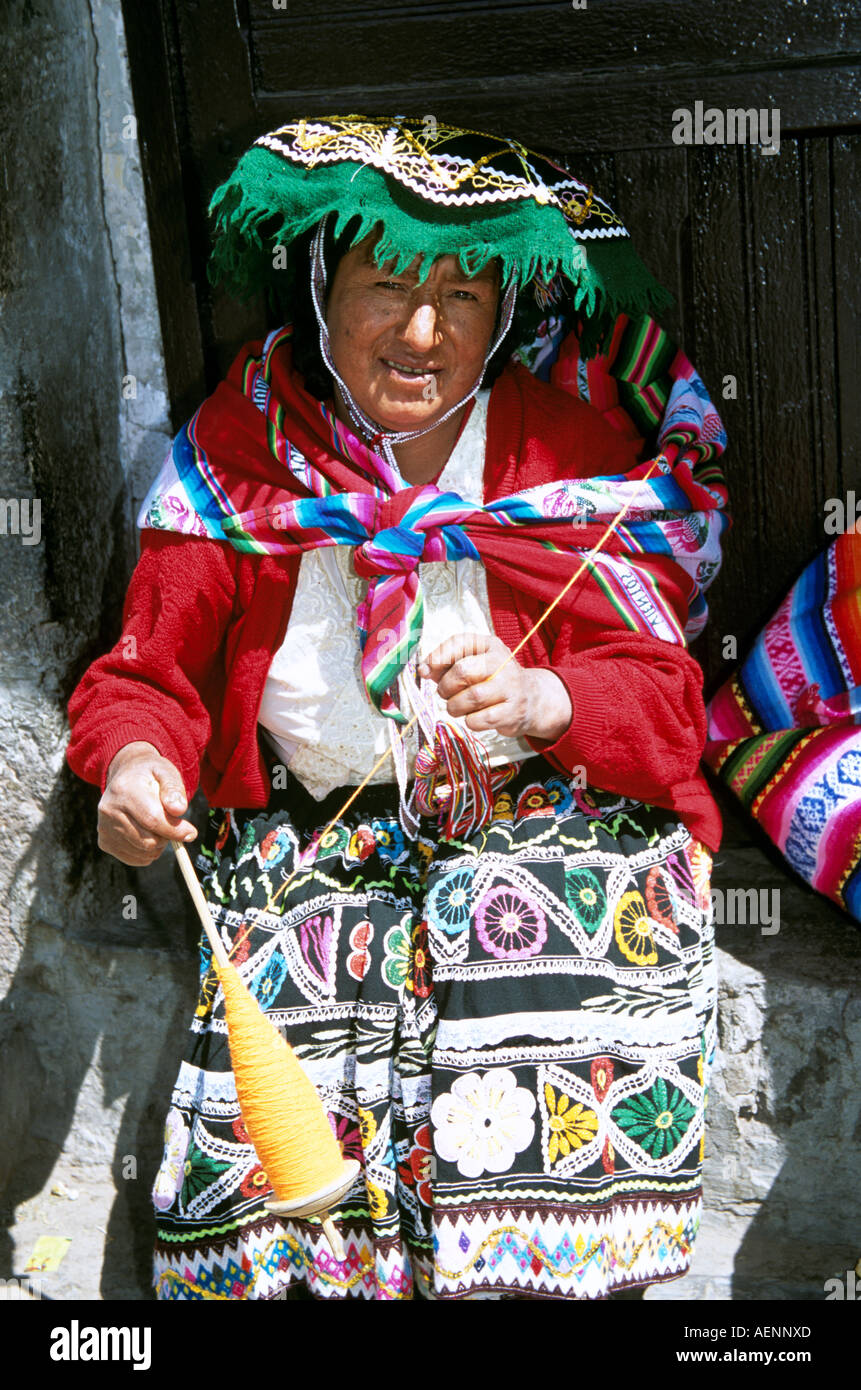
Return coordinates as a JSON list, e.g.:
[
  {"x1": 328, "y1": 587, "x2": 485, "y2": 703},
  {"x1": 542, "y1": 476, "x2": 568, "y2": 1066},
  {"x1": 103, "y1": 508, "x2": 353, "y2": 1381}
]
[
  {"x1": 0, "y1": 0, "x2": 858, "y2": 1302},
  {"x1": 0, "y1": 0, "x2": 188, "y2": 1299}
]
